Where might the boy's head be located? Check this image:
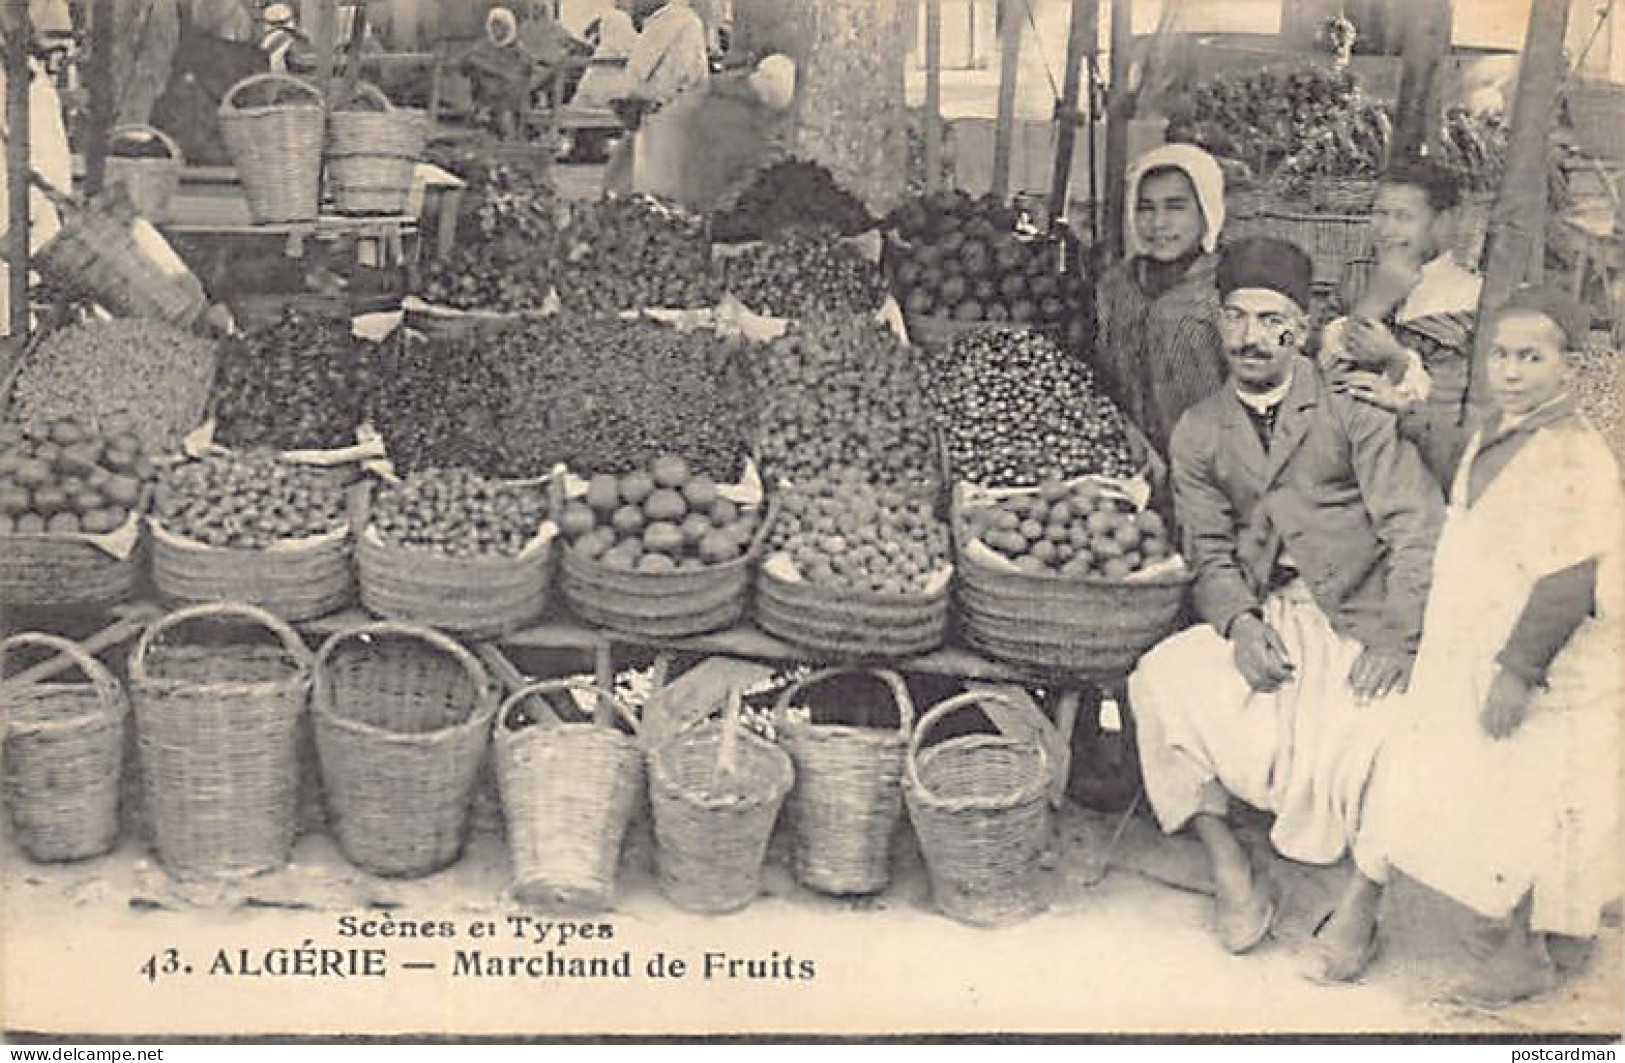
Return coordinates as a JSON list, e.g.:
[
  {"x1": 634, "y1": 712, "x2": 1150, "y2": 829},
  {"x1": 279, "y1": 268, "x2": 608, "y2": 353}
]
[
  {"x1": 1371, "y1": 159, "x2": 1462, "y2": 266},
  {"x1": 1487, "y1": 285, "x2": 1589, "y2": 417}
]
